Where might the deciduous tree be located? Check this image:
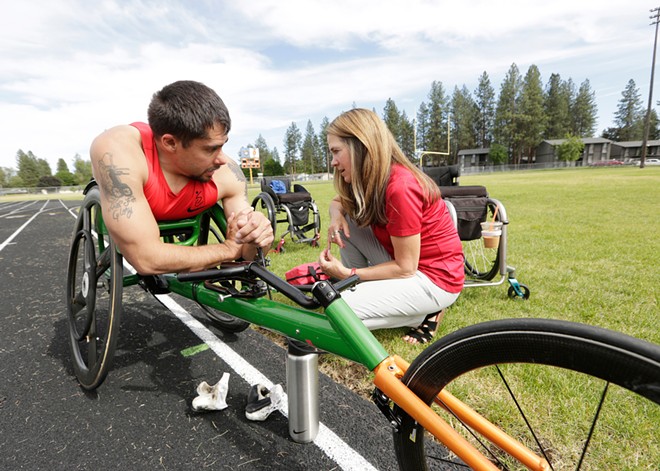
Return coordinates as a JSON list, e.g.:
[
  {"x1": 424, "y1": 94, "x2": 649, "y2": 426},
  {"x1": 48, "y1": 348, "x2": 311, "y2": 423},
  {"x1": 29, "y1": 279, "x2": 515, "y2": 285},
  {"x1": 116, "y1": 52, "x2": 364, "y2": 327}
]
[
  {"x1": 488, "y1": 143, "x2": 508, "y2": 165},
  {"x1": 72, "y1": 154, "x2": 92, "y2": 184},
  {"x1": 557, "y1": 134, "x2": 585, "y2": 165},
  {"x1": 16, "y1": 150, "x2": 40, "y2": 187},
  {"x1": 55, "y1": 158, "x2": 77, "y2": 186}
]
